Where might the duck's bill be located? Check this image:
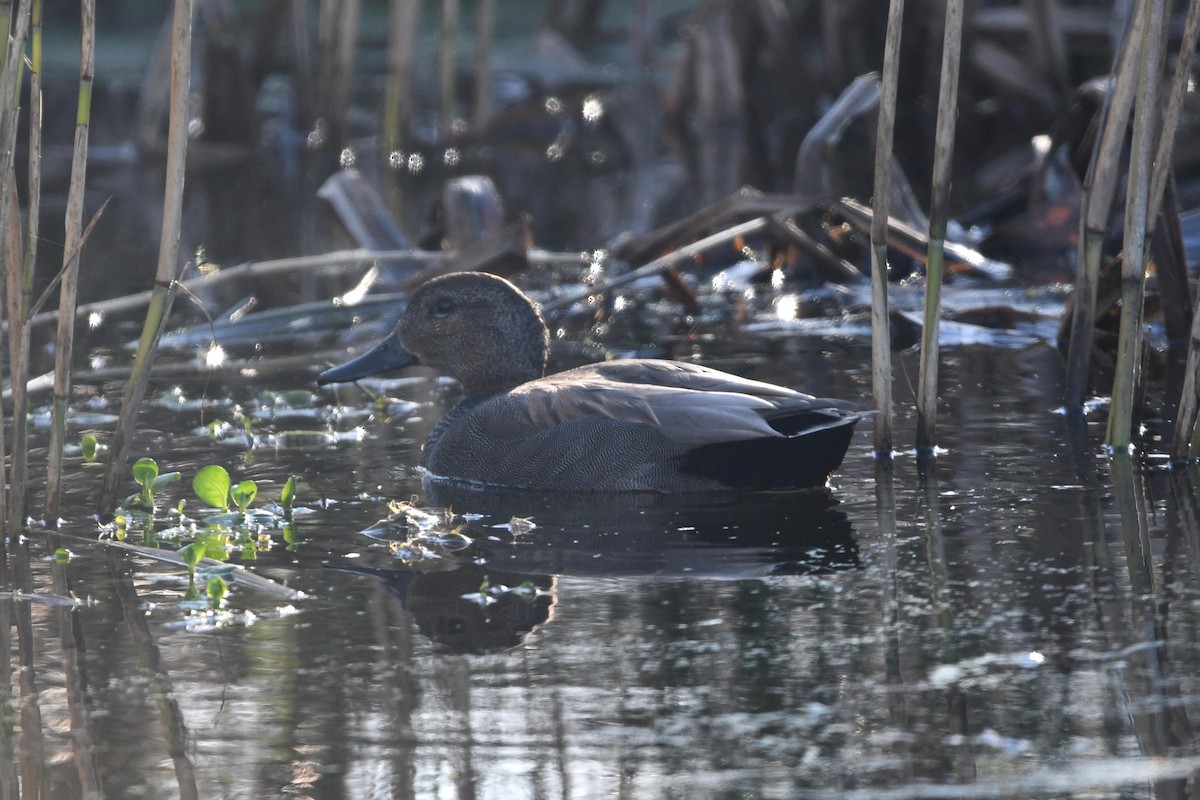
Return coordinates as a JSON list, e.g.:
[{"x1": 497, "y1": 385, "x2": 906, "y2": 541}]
[{"x1": 317, "y1": 331, "x2": 419, "y2": 385}]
